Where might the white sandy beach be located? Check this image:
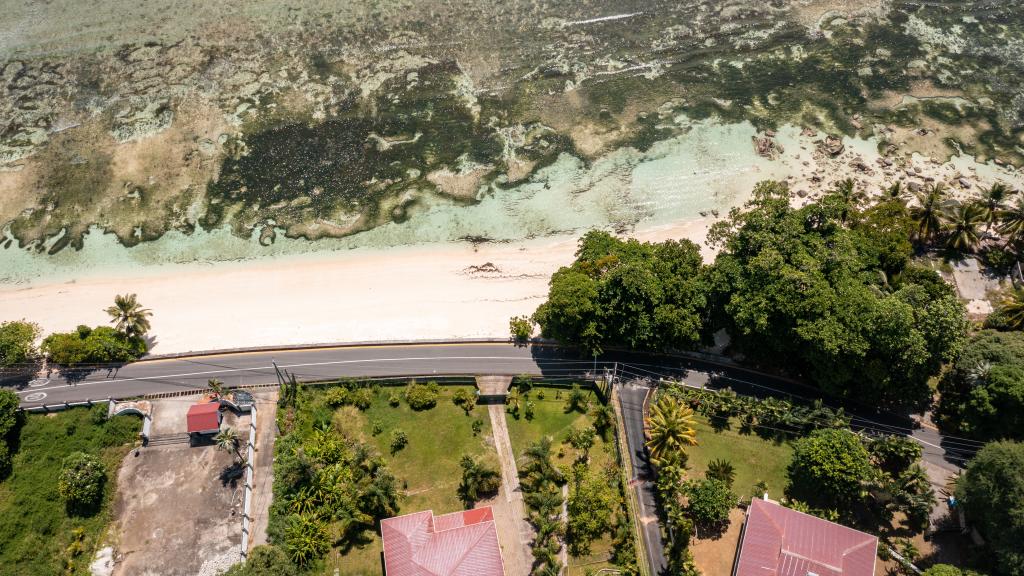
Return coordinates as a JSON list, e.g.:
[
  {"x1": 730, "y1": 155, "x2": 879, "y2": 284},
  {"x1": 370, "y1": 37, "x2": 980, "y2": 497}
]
[{"x1": 0, "y1": 220, "x2": 716, "y2": 354}]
